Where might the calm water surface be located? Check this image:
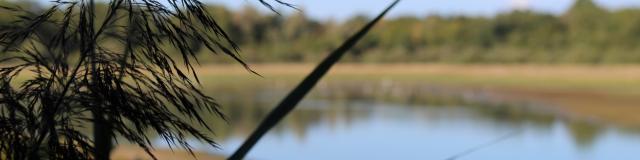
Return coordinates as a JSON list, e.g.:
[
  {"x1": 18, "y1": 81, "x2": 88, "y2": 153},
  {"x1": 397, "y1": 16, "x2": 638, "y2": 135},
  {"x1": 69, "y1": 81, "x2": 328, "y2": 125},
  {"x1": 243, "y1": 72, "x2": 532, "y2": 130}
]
[{"x1": 157, "y1": 83, "x2": 640, "y2": 160}]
